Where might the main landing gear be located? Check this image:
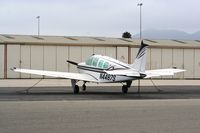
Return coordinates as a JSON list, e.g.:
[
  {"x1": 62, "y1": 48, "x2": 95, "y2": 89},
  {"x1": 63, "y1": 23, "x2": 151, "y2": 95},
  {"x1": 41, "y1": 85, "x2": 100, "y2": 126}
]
[
  {"x1": 71, "y1": 79, "x2": 87, "y2": 94},
  {"x1": 74, "y1": 85, "x2": 79, "y2": 94},
  {"x1": 121, "y1": 81, "x2": 132, "y2": 94},
  {"x1": 122, "y1": 85, "x2": 128, "y2": 93}
]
